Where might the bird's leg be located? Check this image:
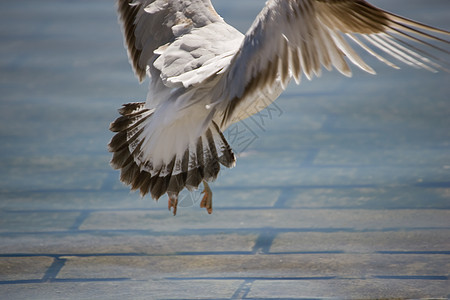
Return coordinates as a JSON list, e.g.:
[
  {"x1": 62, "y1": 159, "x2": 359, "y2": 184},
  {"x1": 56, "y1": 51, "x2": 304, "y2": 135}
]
[
  {"x1": 167, "y1": 192, "x2": 178, "y2": 216},
  {"x1": 200, "y1": 180, "x2": 213, "y2": 214}
]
